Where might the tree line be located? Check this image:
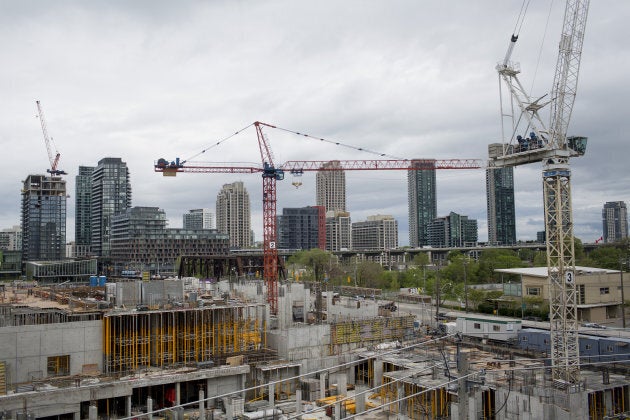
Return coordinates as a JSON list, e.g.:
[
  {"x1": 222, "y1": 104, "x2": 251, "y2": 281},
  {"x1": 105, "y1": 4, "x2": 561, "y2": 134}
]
[{"x1": 286, "y1": 238, "x2": 630, "y2": 317}]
